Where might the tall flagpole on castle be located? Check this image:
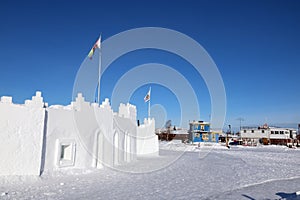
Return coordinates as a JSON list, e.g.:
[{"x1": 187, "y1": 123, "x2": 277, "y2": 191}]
[
  {"x1": 88, "y1": 35, "x2": 102, "y2": 104},
  {"x1": 97, "y1": 35, "x2": 102, "y2": 105},
  {"x1": 148, "y1": 88, "x2": 151, "y2": 118},
  {"x1": 144, "y1": 87, "x2": 151, "y2": 119}
]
